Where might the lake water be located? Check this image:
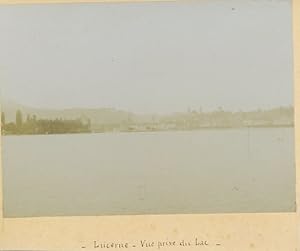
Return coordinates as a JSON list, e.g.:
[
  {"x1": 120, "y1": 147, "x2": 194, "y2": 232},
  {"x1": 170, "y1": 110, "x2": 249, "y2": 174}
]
[{"x1": 2, "y1": 128, "x2": 295, "y2": 217}]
